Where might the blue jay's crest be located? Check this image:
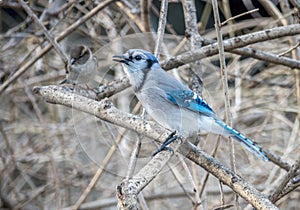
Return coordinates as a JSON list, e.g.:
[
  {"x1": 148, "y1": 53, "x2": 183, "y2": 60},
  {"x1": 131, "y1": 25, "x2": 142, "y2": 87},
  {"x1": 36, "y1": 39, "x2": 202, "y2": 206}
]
[{"x1": 143, "y1": 51, "x2": 159, "y2": 64}]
